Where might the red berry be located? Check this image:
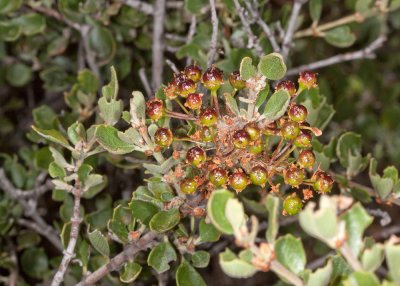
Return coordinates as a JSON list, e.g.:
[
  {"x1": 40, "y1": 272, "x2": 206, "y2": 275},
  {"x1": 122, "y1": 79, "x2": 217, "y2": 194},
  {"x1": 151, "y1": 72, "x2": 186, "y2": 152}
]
[
  {"x1": 199, "y1": 126, "x2": 214, "y2": 142},
  {"x1": 229, "y1": 171, "x2": 249, "y2": 192},
  {"x1": 178, "y1": 78, "x2": 196, "y2": 98},
  {"x1": 298, "y1": 71, "x2": 317, "y2": 89},
  {"x1": 313, "y1": 171, "x2": 333, "y2": 193},
  {"x1": 180, "y1": 178, "x2": 198, "y2": 194},
  {"x1": 154, "y1": 128, "x2": 173, "y2": 147},
  {"x1": 184, "y1": 64, "x2": 202, "y2": 83},
  {"x1": 185, "y1": 93, "x2": 203, "y2": 110},
  {"x1": 244, "y1": 123, "x2": 261, "y2": 141},
  {"x1": 284, "y1": 166, "x2": 305, "y2": 187},
  {"x1": 276, "y1": 80, "x2": 296, "y2": 96},
  {"x1": 249, "y1": 166, "x2": 268, "y2": 186},
  {"x1": 209, "y1": 168, "x2": 228, "y2": 187},
  {"x1": 199, "y1": 108, "x2": 218, "y2": 126},
  {"x1": 186, "y1": 146, "x2": 206, "y2": 167},
  {"x1": 202, "y1": 65, "x2": 224, "y2": 91},
  {"x1": 229, "y1": 71, "x2": 246, "y2": 90},
  {"x1": 294, "y1": 130, "x2": 312, "y2": 148},
  {"x1": 288, "y1": 104, "x2": 308, "y2": 122},
  {"x1": 283, "y1": 194, "x2": 303, "y2": 215},
  {"x1": 281, "y1": 121, "x2": 300, "y2": 140},
  {"x1": 232, "y1": 129, "x2": 251, "y2": 149},
  {"x1": 297, "y1": 150, "x2": 316, "y2": 169},
  {"x1": 146, "y1": 98, "x2": 164, "y2": 121}
]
